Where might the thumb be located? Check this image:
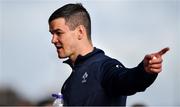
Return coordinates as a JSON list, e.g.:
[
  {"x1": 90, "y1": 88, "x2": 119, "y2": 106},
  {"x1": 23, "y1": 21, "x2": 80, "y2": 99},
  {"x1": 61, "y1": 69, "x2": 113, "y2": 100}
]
[{"x1": 145, "y1": 54, "x2": 153, "y2": 60}]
